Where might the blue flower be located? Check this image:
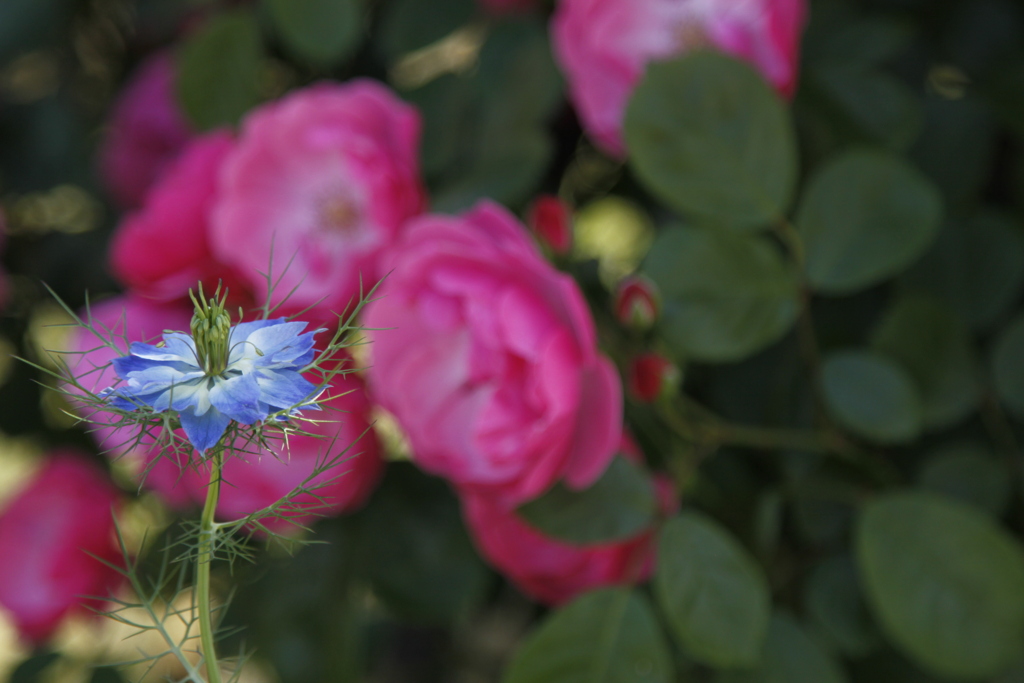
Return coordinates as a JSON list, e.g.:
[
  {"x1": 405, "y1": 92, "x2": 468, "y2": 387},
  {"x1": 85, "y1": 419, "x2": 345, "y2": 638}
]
[{"x1": 104, "y1": 318, "x2": 324, "y2": 454}]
